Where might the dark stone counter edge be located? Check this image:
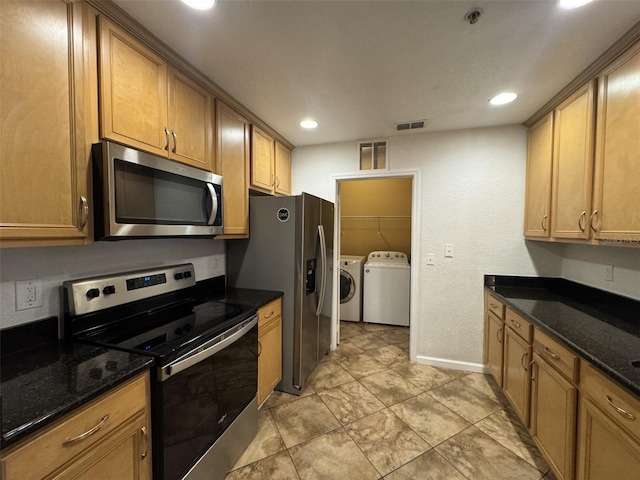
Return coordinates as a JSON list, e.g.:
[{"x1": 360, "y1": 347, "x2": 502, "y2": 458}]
[
  {"x1": 220, "y1": 287, "x2": 283, "y2": 308},
  {"x1": 484, "y1": 284, "x2": 640, "y2": 398},
  {"x1": 1, "y1": 355, "x2": 153, "y2": 449}
]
